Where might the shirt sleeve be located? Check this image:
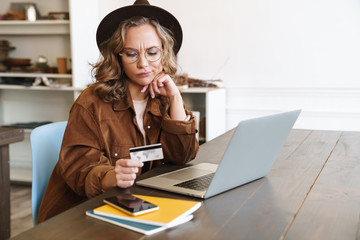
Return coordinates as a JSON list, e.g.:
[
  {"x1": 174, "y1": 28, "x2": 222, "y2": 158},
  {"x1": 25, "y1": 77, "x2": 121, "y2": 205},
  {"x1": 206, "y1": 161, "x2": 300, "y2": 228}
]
[
  {"x1": 160, "y1": 108, "x2": 199, "y2": 164},
  {"x1": 58, "y1": 104, "x2": 113, "y2": 198}
]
